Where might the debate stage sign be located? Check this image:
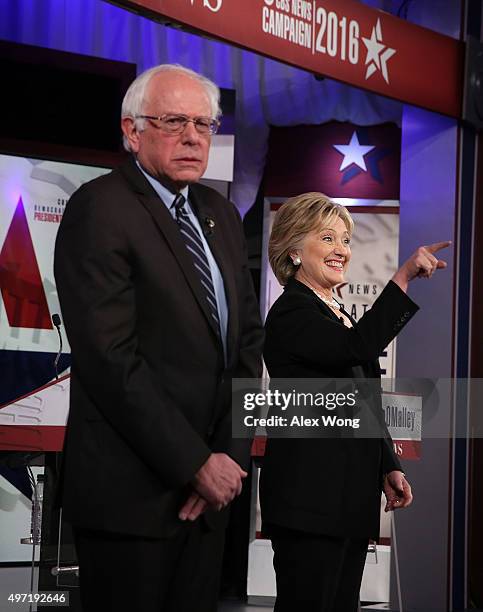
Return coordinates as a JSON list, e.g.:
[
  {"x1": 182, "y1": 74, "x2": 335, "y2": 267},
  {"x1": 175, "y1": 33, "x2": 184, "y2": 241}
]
[{"x1": 108, "y1": 0, "x2": 463, "y2": 118}]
